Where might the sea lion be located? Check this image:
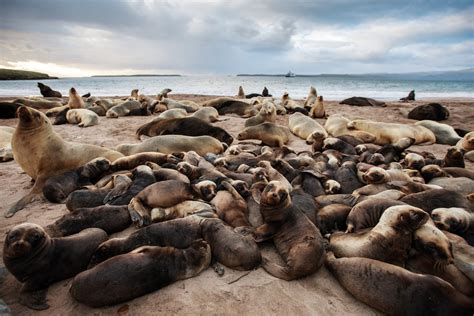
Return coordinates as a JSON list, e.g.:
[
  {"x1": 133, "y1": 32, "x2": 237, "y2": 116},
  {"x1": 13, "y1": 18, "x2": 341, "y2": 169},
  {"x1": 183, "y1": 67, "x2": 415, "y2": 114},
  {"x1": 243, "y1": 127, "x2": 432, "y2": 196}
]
[
  {"x1": 325, "y1": 252, "x2": 474, "y2": 315},
  {"x1": 345, "y1": 198, "x2": 407, "y2": 233},
  {"x1": 67, "y1": 87, "x2": 84, "y2": 109},
  {"x1": 3, "y1": 223, "x2": 107, "y2": 310},
  {"x1": 135, "y1": 117, "x2": 233, "y2": 145},
  {"x1": 323, "y1": 137, "x2": 356, "y2": 155},
  {"x1": 334, "y1": 161, "x2": 363, "y2": 194},
  {"x1": 70, "y1": 240, "x2": 211, "y2": 307},
  {"x1": 456, "y1": 131, "x2": 474, "y2": 151},
  {"x1": 315, "y1": 204, "x2": 352, "y2": 234},
  {"x1": 443, "y1": 231, "x2": 474, "y2": 280},
  {"x1": 238, "y1": 122, "x2": 290, "y2": 147},
  {"x1": 106, "y1": 100, "x2": 142, "y2": 118},
  {"x1": 210, "y1": 181, "x2": 250, "y2": 227},
  {"x1": 237, "y1": 86, "x2": 245, "y2": 98},
  {"x1": 324, "y1": 115, "x2": 376, "y2": 142},
  {"x1": 66, "y1": 109, "x2": 99, "y2": 127},
  {"x1": 400, "y1": 90, "x2": 415, "y2": 102},
  {"x1": 250, "y1": 180, "x2": 325, "y2": 280},
  {"x1": 404, "y1": 152, "x2": 425, "y2": 170},
  {"x1": 362, "y1": 167, "x2": 412, "y2": 184},
  {"x1": 0, "y1": 101, "x2": 21, "y2": 118},
  {"x1": 431, "y1": 207, "x2": 473, "y2": 237},
  {"x1": 37, "y1": 83, "x2": 62, "y2": 98},
  {"x1": 201, "y1": 218, "x2": 261, "y2": 270},
  {"x1": 347, "y1": 119, "x2": 436, "y2": 145},
  {"x1": 6, "y1": 106, "x2": 123, "y2": 217},
  {"x1": 303, "y1": 86, "x2": 317, "y2": 108},
  {"x1": 190, "y1": 107, "x2": 220, "y2": 123},
  {"x1": 110, "y1": 152, "x2": 176, "y2": 171},
  {"x1": 340, "y1": 96, "x2": 386, "y2": 107},
  {"x1": 116, "y1": 135, "x2": 225, "y2": 156},
  {"x1": 288, "y1": 112, "x2": 328, "y2": 143},
  {"x1": 13, "y1": 98, "x2": 63, "y2": 110},
  {"x1": 309, "y1": 96, "x2": 325, "y2": 118},
  {"x1": 44, "y1": 205, "x2": 131, "y2": 237},
  {"x1": 281, "y1": 92, "x2": 307, "y2": 114},
  {"x1": 443, "y1": 167, "x2": 474, "y2": 180},
  {"x1": 330, "y1": 205, "x2": 429, "y2": 266},
  {"x1": 128, "y1": 180, "x2": 194, "y2": 227},
  {"x1": 203, "y1": 97, "x2": 256, "y2": 117},
  {"x1": 158, "y1": 98, "x2": 198, "y2": 112},
  {"x1": 150, "y1": 200, "x2": 214, "y2": 222},
  {"x1": 408, "y1": 103, "x2": 450, "y2": 121},
  {"x1": 245, "y1": 102, "x2": 276, "y2": 127},
  {"x1": 42, "y1": 157, "x2": 110, "y2": 203},
  {"x1": 192, "y1": 180, "x2": 218, "y2": 201},
  {"x1": 442, "y1": 146, "x2": 465, "y2": 168},
  {"x1": 401, "y1": 189, "x2": 473, "y2": 213},
  {"x1": 412, "y1": 218, "x2": 454, "y2": 267},
  {"x1": 0, "y1": 128, "x2": 13, "y2": 162},
  {"x1": 429, "y1": 177, "x2": 474, "y2": 196},
  {"x1": 157, "y1": 88, "x2": 172, "y2": 99},
  {"x1": 415, "y1": 120, "x2": 462, "y2": 145},
  {"x1": 52, "y1": 106, "x2": 70, "y2": 125}
]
